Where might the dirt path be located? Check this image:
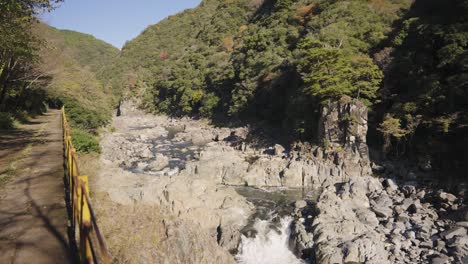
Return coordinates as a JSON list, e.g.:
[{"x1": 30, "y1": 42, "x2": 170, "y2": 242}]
[{"x1": 0, "y1": 110, "x2": 74, "y2": 264}]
